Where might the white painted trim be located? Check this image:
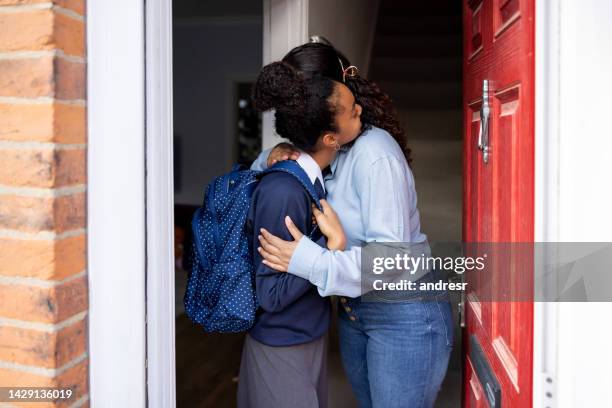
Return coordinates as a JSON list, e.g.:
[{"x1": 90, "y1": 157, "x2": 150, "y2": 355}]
[
  {"x1": 261, "y1": 0, "x2": 309, "y2": 149},
  {"x1": 535, "y1": 1, "x2": 612, "y2": 407},
  {"x1": 86, "y1": 0, "x2": 146, "y2": 406},
  {"x1": 533, "y1": 0, "x2": 561, "y2": 407},
  {"x1": 145, "y1": 0, "x2": 176, "y2": 406},
  {"x1": 262, "y1": 0, "x2": 274, "y2": 150}
]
